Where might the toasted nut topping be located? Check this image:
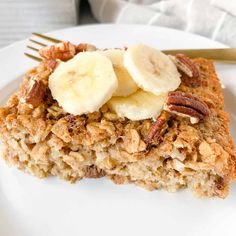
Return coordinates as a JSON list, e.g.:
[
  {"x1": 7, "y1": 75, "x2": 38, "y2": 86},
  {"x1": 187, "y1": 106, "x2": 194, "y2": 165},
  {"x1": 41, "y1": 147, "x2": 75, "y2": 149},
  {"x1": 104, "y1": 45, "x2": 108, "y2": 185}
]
[
  {"x1": 169, "y1": 53, "x2": 200, "y2": 78},
  {"x1": 175, "y1": 54, "x2": 200, "y2": 78},
  {"x1": 167, "y1": 92, "x2": 209, "y2": 115},
  {"x1": 84, "y1": 165, "x2": 105, "y2": 178},
  {"x1": 23, "y1": 76, "x2": 46, "y2": 107},
  {"x1": 76, "y1": 43, "x2": 97, "y2": 53},
  {"x1": 47, "y1": 59, "x2": 58, "y2": 72},
  {"x1": 147, "y1": 111, "x2": 170, "y2": 142},
  {"x1": 164, "y1": 91, "x2": 209, "y2": 123},
  {"x1": 39, "y1": 41, "x2": 76, "y2": 61}
]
